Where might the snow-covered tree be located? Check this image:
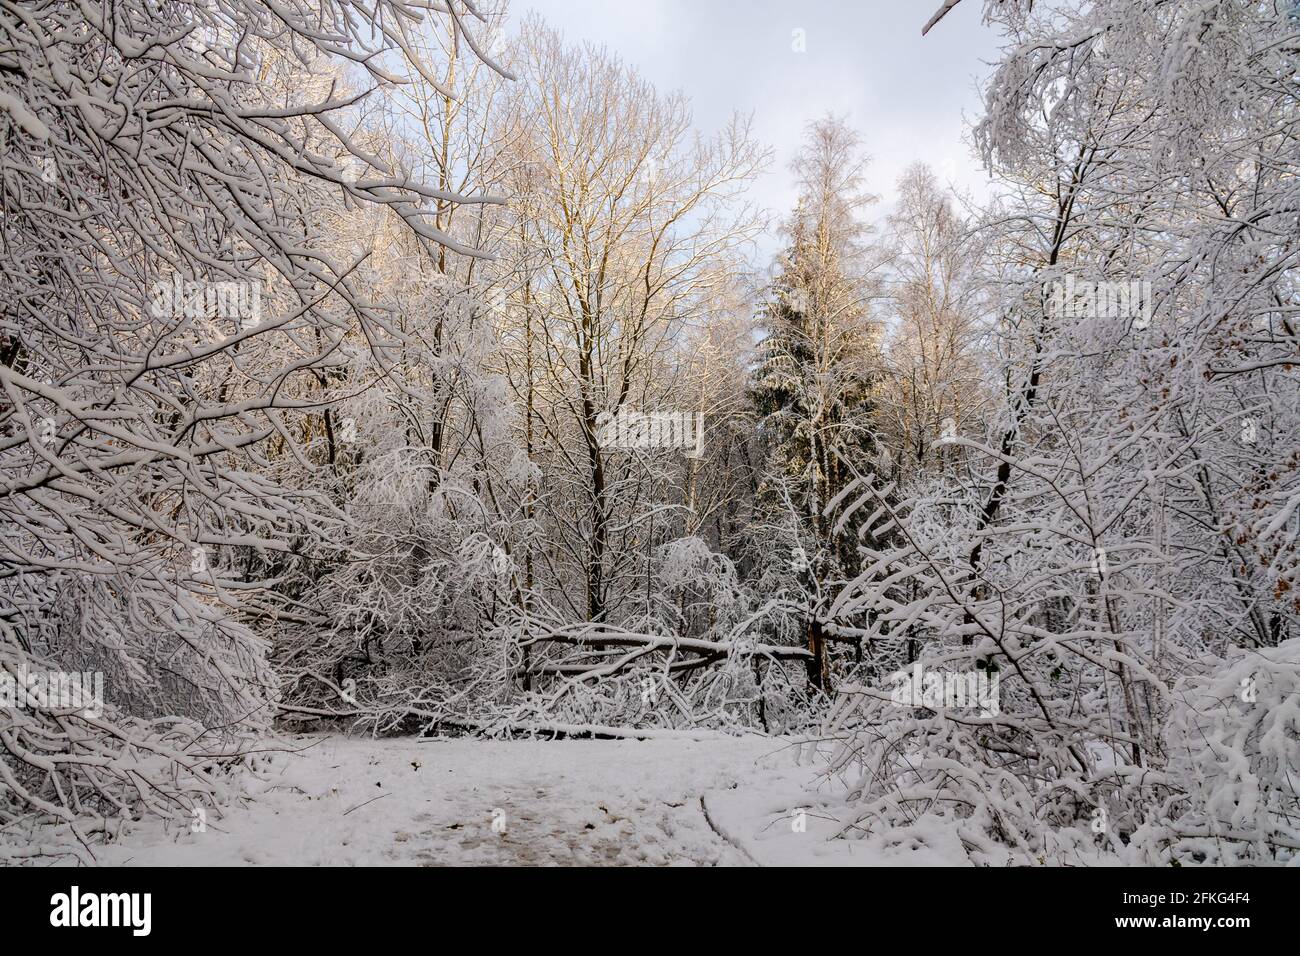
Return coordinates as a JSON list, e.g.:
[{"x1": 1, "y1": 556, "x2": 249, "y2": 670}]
[
  {"x1": 879, "y1": 163, "x2": 990, "y2": 483},
  {"x1": 751, "y1": 116, "x2": 886, "y2": 689},
  {"x1": 494, "y1": 18, "x2": 766, "y2": 625},
  {"x1": 825, "y1": 0, "x2": 1300, "y2": 864},
  {"x1": 0, "y1": 0, "x2": 509, "y2": 852}
]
